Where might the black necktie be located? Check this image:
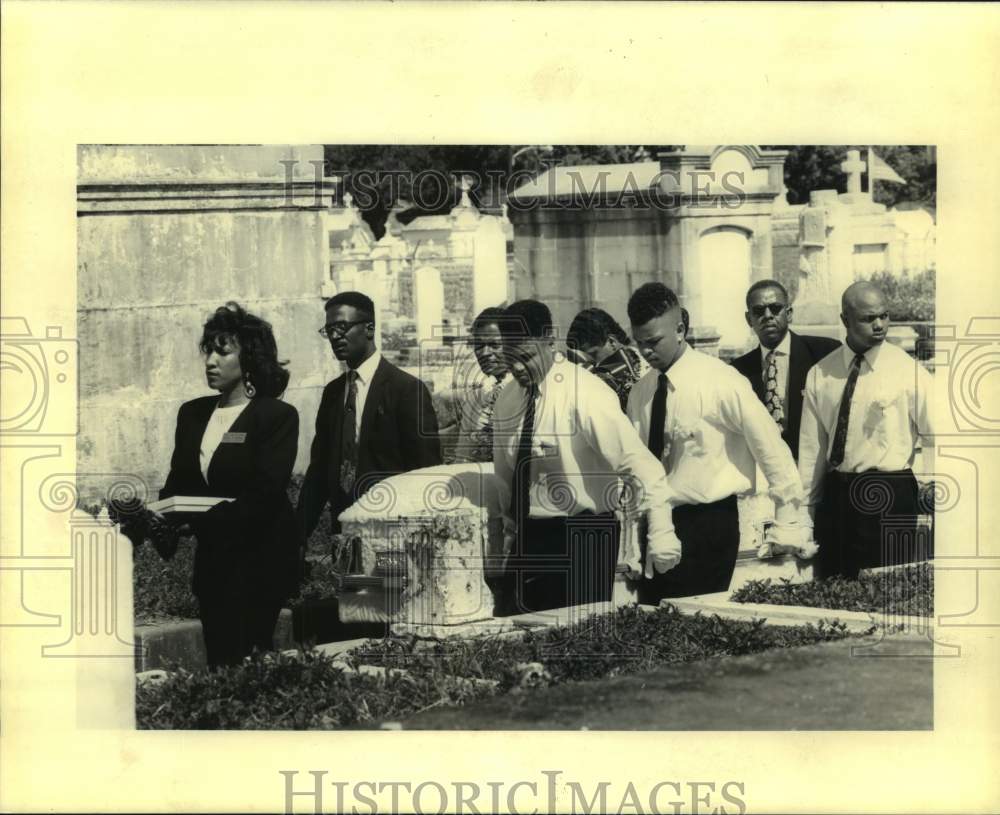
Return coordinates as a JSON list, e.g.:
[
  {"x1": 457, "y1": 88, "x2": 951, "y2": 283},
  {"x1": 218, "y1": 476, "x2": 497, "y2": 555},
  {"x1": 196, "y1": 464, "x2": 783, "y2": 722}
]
[
  {"x1": 340, "y1": 370, "x2": 359, "y2": 494},
  {"x1": 829, "y1": 354, "x2": 864, "y2": 468},
  {"x1": 647, "y1": 373, "x2": 668, "y2": 461},
  {"x1": 510, "y1": 385, "x2": 539, "y2": 529}
]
